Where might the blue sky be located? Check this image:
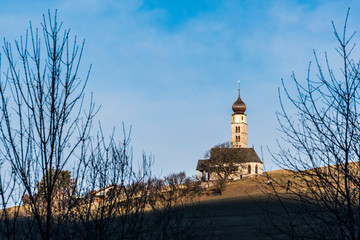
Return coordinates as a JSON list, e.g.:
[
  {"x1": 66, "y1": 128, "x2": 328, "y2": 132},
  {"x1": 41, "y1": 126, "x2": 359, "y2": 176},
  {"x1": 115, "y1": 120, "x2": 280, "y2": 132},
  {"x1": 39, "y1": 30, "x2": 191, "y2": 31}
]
[{"x1": 0, "y1": 0, "x2": 359, "y2": 177}]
